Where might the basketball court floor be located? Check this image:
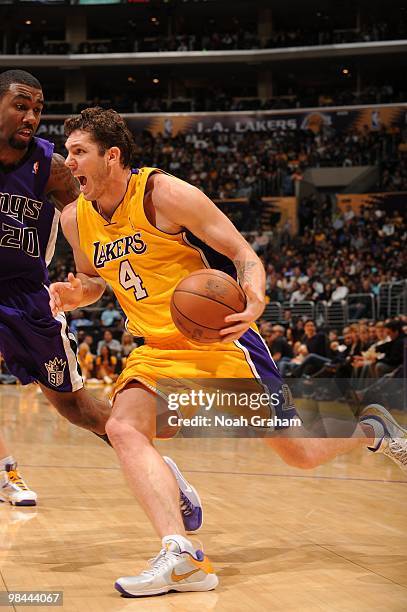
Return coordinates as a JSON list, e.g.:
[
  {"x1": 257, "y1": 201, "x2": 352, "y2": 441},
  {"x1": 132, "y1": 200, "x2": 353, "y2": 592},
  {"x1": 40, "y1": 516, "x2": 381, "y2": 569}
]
[{"x1": 0, "y1": 384, "x2": 406, "y2": 612}]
